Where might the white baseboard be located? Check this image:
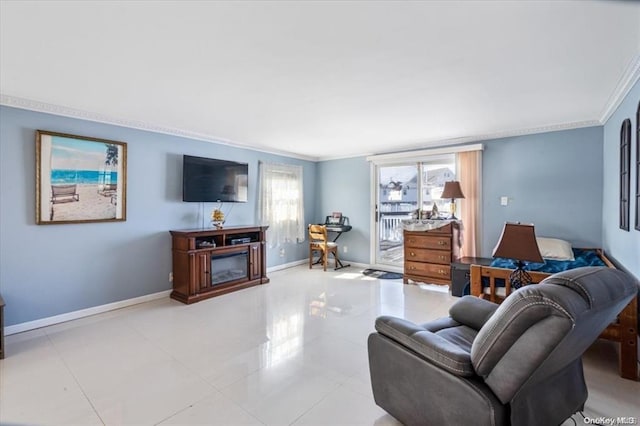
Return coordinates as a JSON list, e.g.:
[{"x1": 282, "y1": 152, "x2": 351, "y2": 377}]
[
  {"x1": 348, "y1": 261, "x2": 373, "y2": 270},
  {"x1": 267, "y1": 259, "x2": 308, "y2": 272},
  {"x1": 4, "y1": 290, "x2": 172, "y2": 336},
  {"x1": 267, "y1": 259, "x2": 371, "y2": 273},
  {"x1": 5, "y1": 260, "x2": 375, "y2": 336}
]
